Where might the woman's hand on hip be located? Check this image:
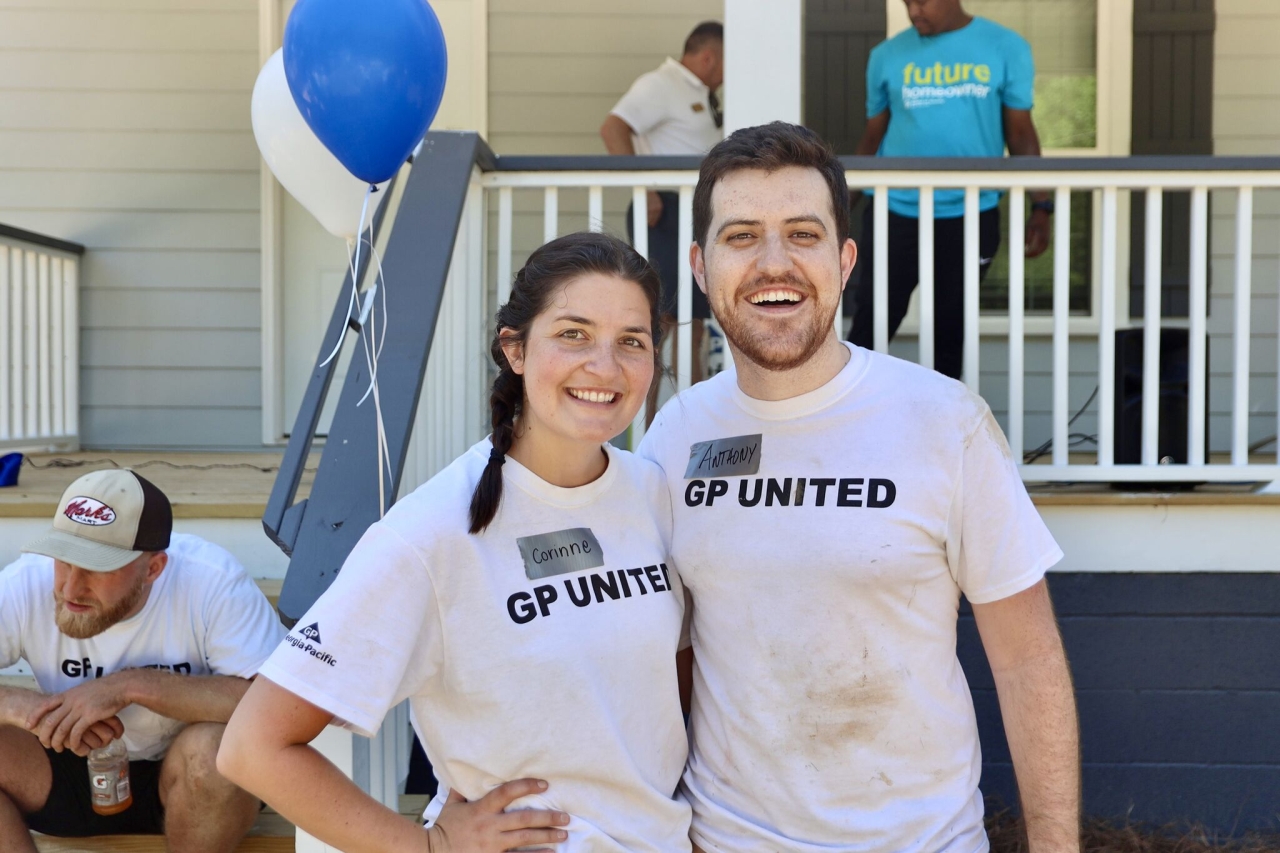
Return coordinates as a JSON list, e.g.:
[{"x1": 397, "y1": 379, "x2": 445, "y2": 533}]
[{"x1": 427, "y1": 779, "x2": 570, "y2": 852}]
